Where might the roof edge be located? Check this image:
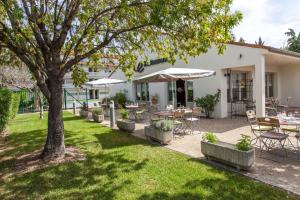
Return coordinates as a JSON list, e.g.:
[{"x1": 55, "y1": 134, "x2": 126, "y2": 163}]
[{"x1": 228, "y1": 41, "x2": 300, "y2": 59}]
